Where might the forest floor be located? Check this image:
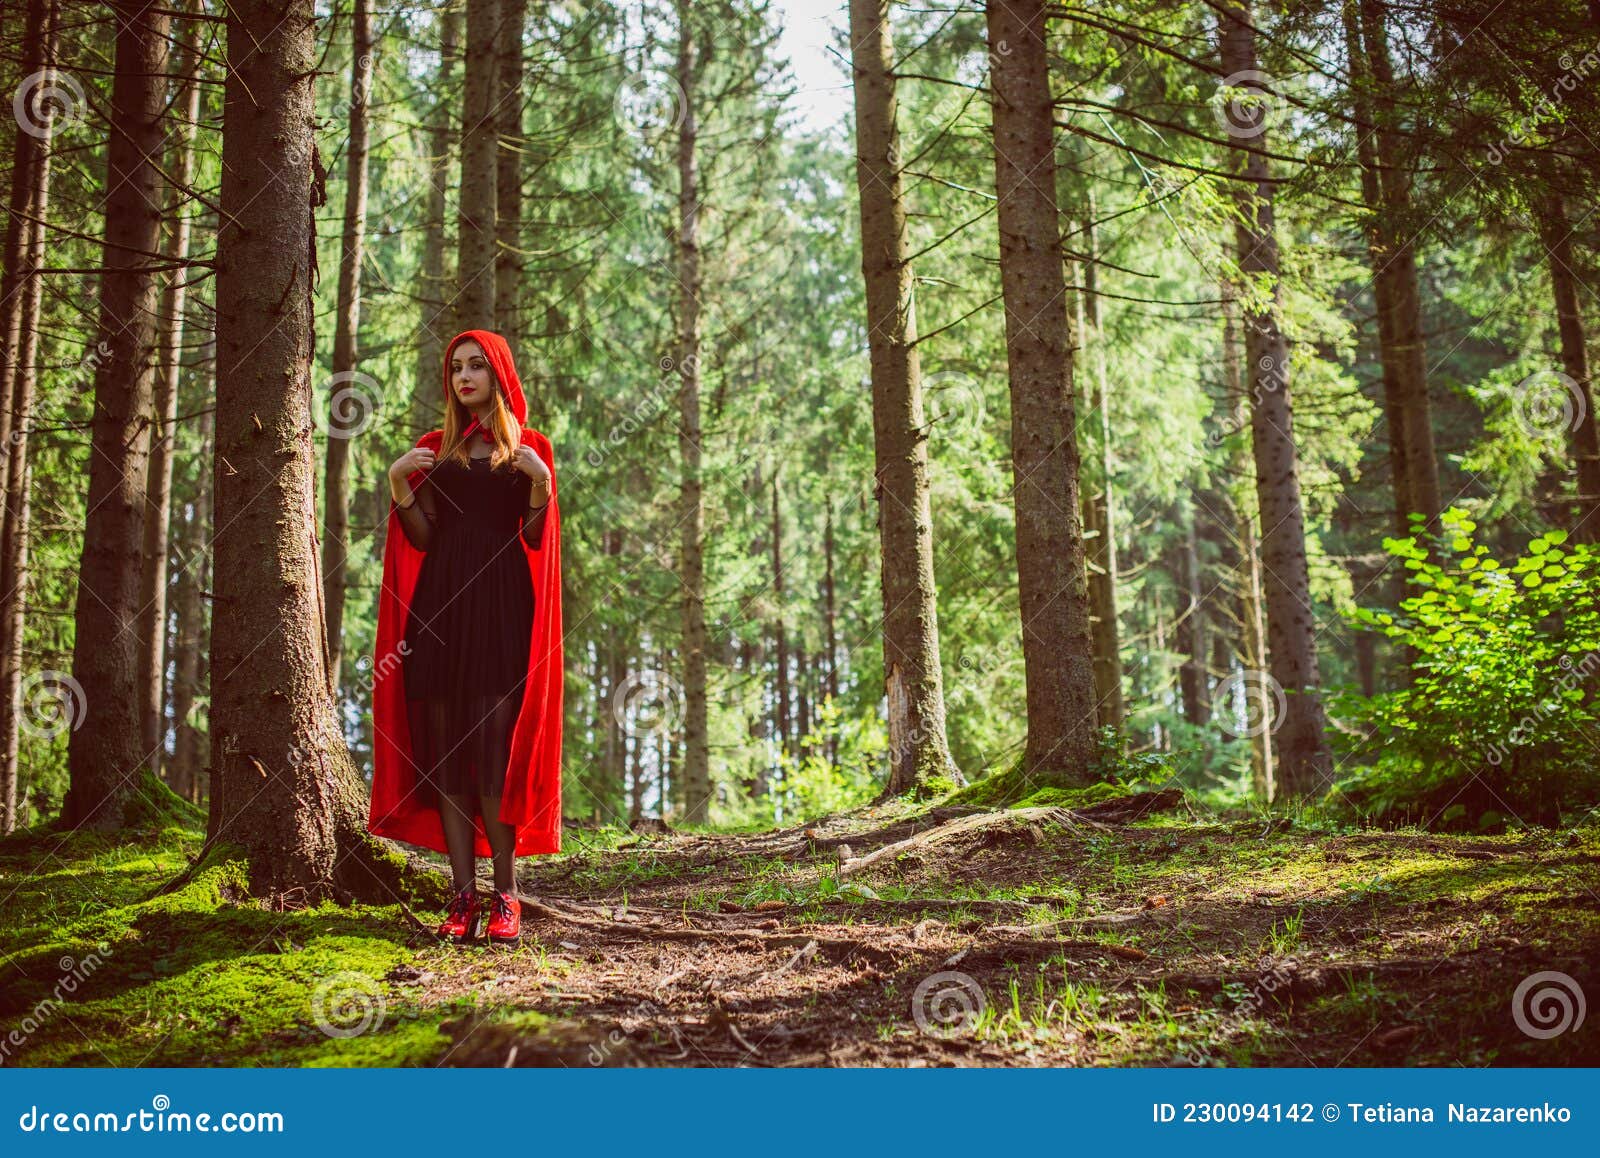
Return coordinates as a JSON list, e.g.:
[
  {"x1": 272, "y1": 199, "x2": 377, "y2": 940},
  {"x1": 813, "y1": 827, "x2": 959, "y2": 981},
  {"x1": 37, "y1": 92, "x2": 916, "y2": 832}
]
[{"x1": 2, "y1": 786, "x2": 1597, "y2": 1067}]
